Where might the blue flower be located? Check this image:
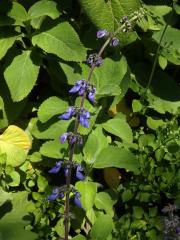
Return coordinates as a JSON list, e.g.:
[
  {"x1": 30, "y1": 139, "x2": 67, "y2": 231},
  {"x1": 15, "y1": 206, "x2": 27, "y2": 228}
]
[
  {"x1": 48, "y1": 161, "x2": 62, "y2": 174},
  {"x1": 88, "y1": 86, "x2": 96, "y2": 103},
  {"x1": 79, "y1": 109, "x2": 90, "y2": 128},
  {"x1": 76, "y1": 165, "x2": 85, "y2": 180},
  {"x1": 47, "y1": 187, "x2": 60, "y2": 201},
  {"x1": 60, "y1": 132, "x2": 68, "y2": 144},
  {"x1": 69, "y1": 80, "x2": 87, "y2": 96},
  {"x1": 74, "y1": 192, "x2": 82, "y2": 208},
  {"x1": 59, "y1": 106, "x2": 75, "y2": 120},
  {"x1": 97, "y1": 29, "x2": 108, "y2": 39},
  {"x1": 110, "y1": 37, "x2": 119, "y2": 47}
]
